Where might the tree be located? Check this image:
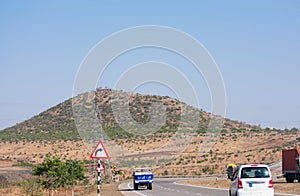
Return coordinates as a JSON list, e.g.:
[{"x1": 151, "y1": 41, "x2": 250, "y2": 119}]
[
  {"x1": 32, "y1": 156, "x2": 62, "y2": 196},
  {"x1": 32, "y1": 157, "x2": 86, "y2": 196},
  {"x1": 65, "y1": 160, "x2": 86, "y2": 196}
]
